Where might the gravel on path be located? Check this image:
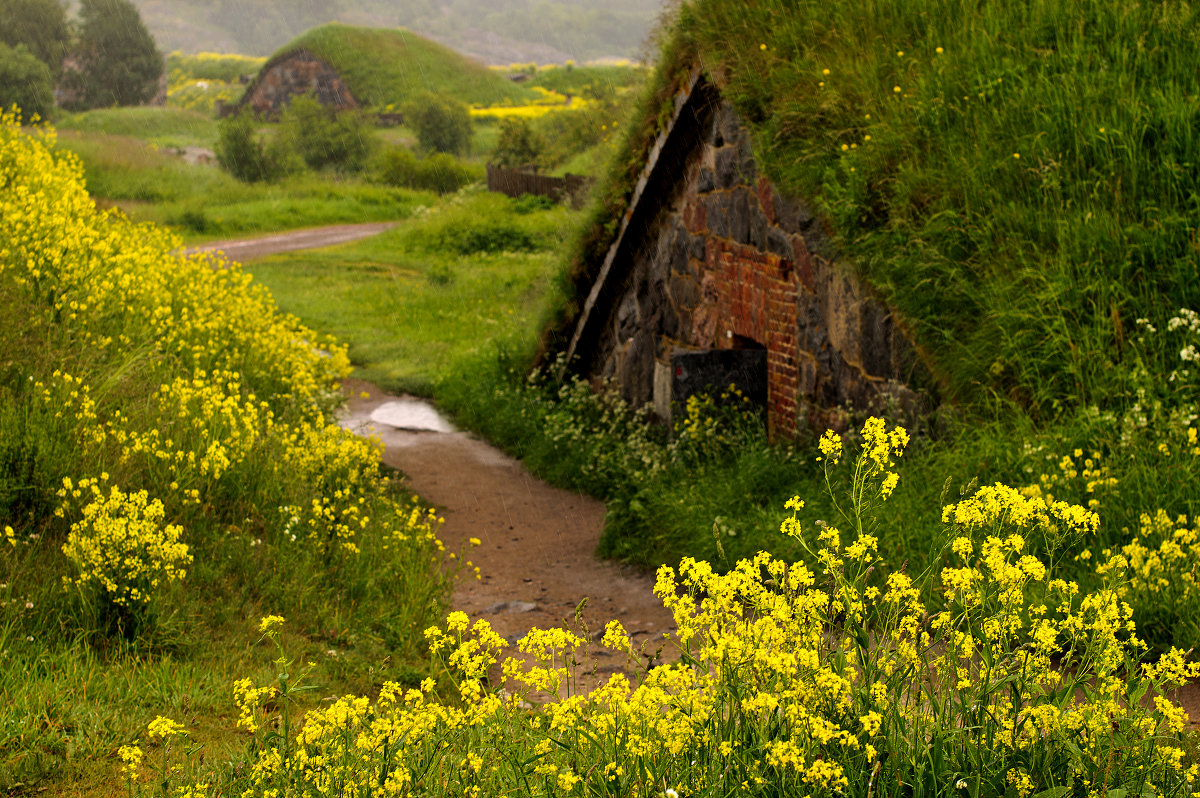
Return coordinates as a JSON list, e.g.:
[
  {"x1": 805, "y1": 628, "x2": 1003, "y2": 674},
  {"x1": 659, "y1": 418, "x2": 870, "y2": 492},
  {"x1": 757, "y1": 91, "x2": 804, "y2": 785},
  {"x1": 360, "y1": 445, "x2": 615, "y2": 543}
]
[
  {"x1": 338, "y1": 378, "x2": 677, "y2": 695},
  {"x1": 183, "y1": 222, "x2": 399, "y2": 262}
]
